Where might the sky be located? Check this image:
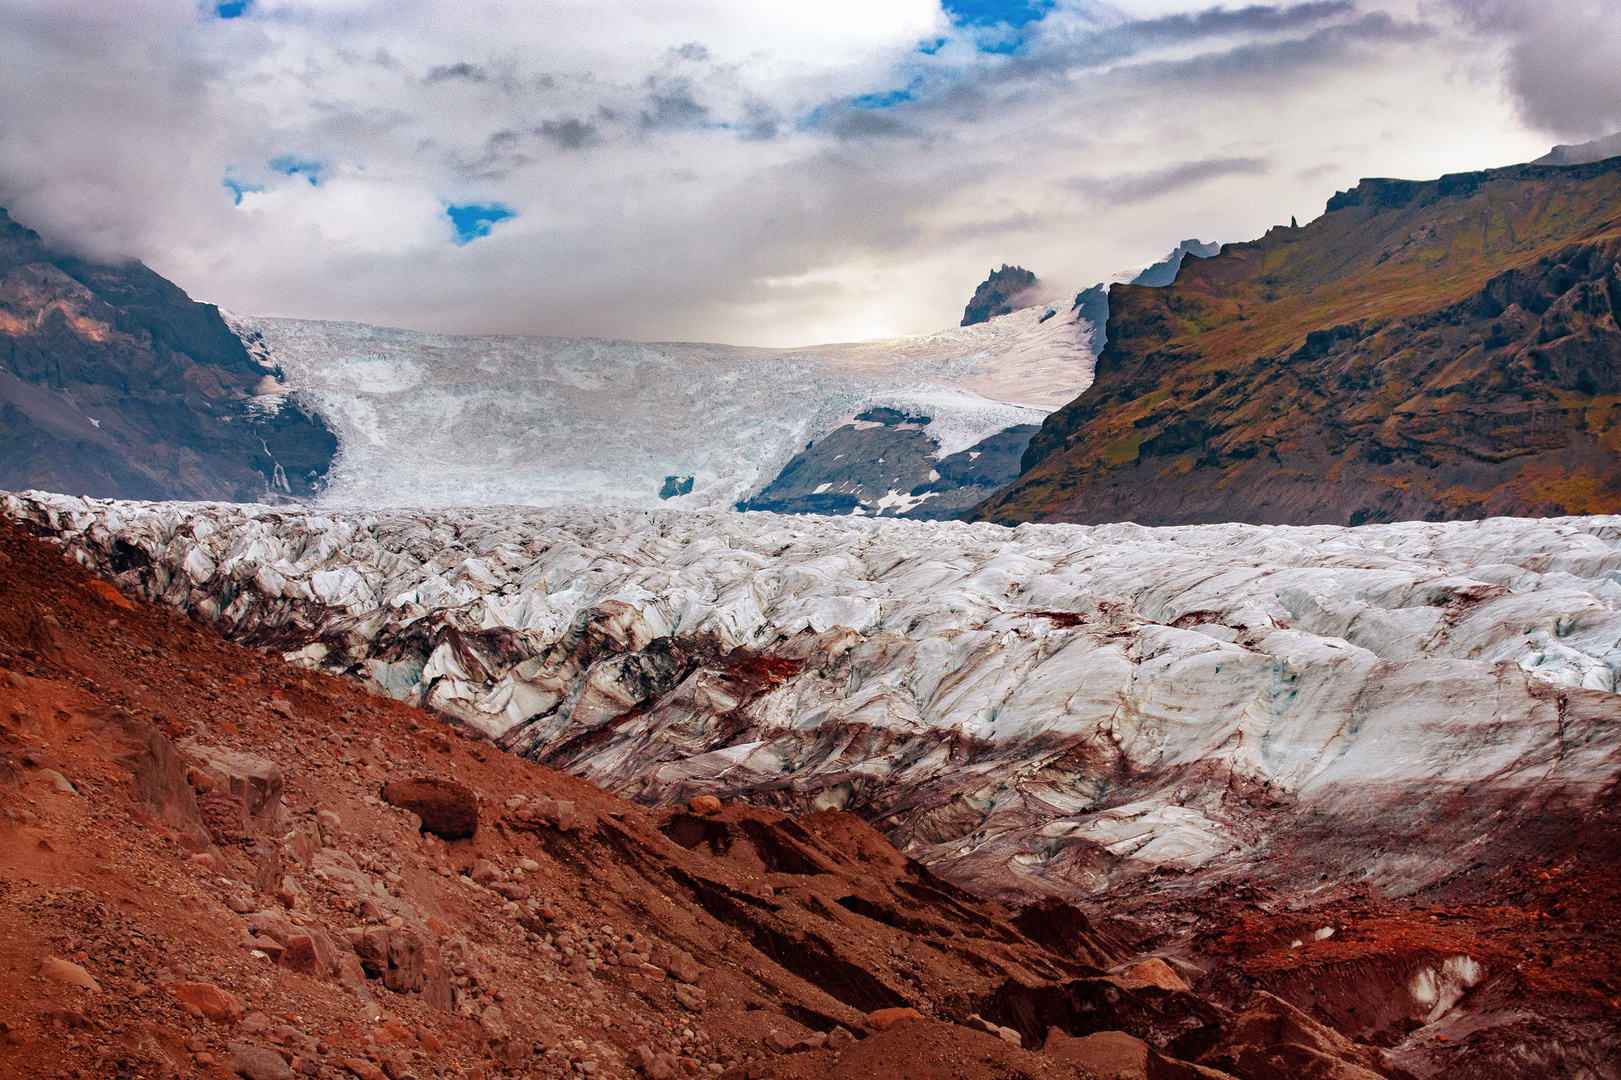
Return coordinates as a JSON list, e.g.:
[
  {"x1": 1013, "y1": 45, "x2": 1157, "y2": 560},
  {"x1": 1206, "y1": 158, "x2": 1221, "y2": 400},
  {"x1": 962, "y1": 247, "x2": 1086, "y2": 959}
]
[{"x1": 2, "y1": 1, "x2": 1619, "y2": 347}]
